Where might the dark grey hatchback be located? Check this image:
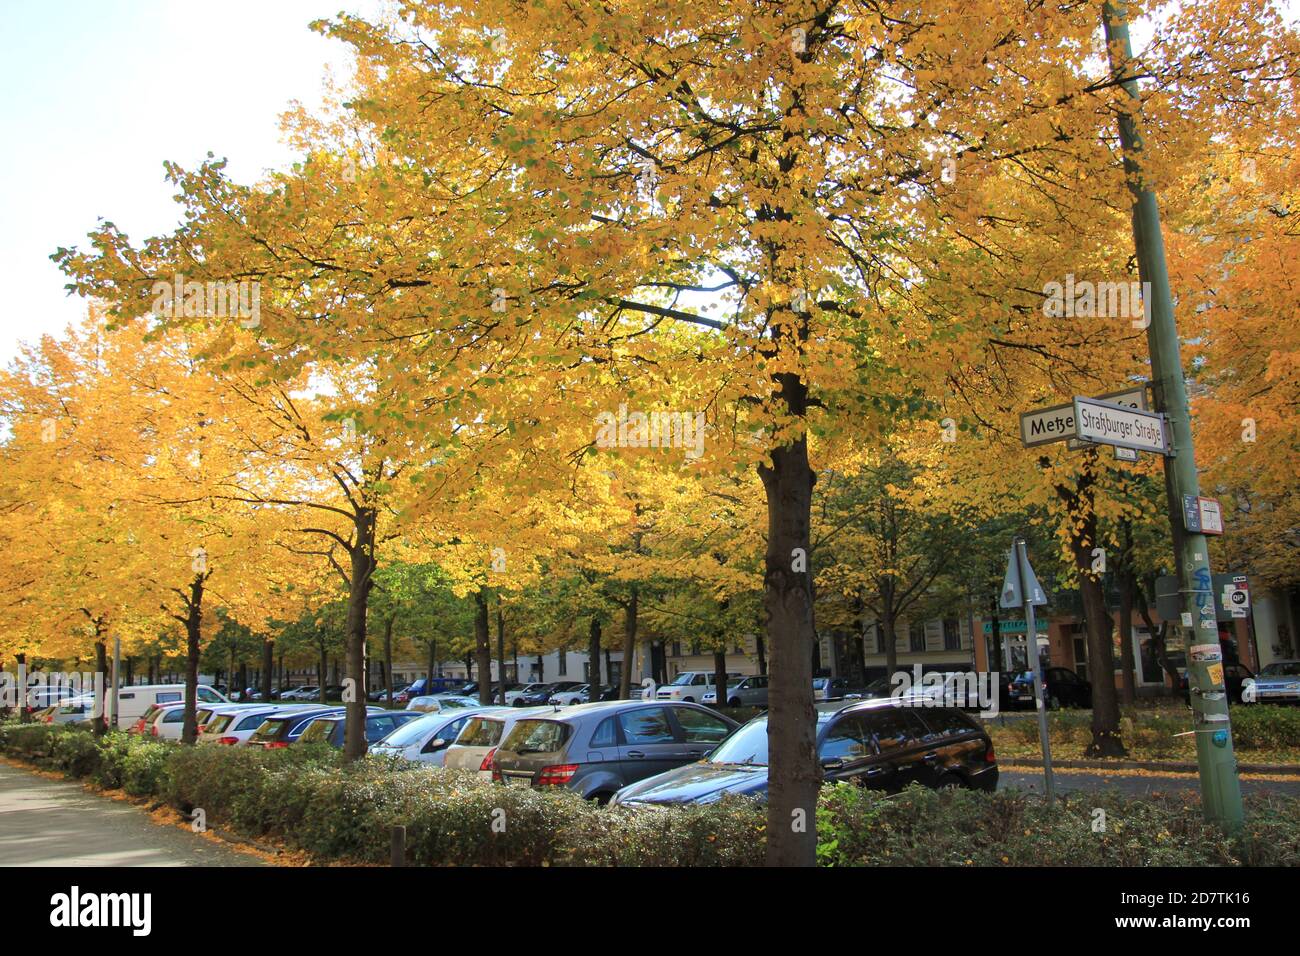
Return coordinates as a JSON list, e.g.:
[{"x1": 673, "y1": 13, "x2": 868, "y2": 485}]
[{"x1": 489, "y1": 700, "x2": 740, "y2": 802}]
